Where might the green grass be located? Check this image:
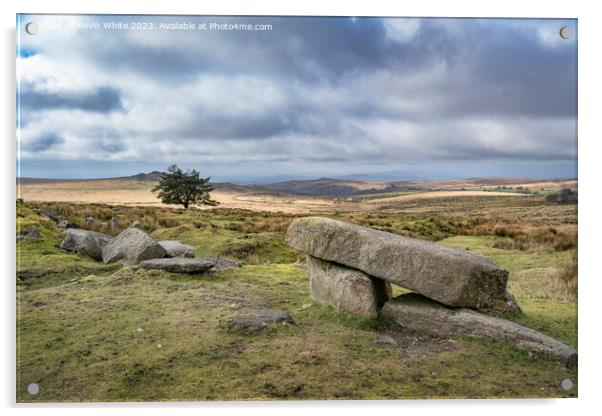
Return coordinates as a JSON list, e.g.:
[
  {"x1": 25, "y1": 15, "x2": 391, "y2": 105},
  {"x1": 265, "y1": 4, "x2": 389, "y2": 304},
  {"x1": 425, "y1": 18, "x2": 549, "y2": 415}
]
[
  {"x1": 16, "y1": 201, "x2": 577, "y2": 401},
  {"x1": 440, "y1": 235, "x2": 577, "y2": 347}
]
